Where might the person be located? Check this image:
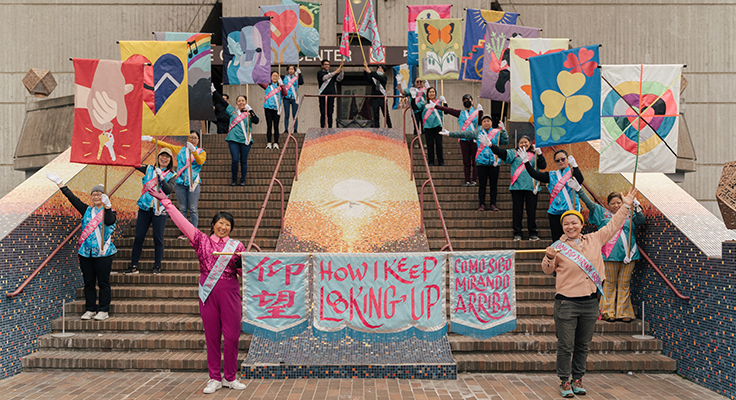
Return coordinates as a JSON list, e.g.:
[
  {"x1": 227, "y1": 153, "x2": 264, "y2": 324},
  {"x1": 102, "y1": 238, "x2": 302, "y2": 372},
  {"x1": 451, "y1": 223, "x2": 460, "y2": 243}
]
[
  {"x1": 490, "y1": 135, "x2": 545, "y2": 240},
  {"x1": 125, "y1": 148, "x2": 176, "y2": 275},
  {"x1": 46, "y1": 174, "x2": 116, "y2": 321},
  {"x1": 146, "y1": 187, "x2": 247, "y2": 394},
  {"x1": 398, "y1": 76, "x2": 429, "y2": 135},
  {"x1": 363, "y1": 64, "x2": 392, "y2": 128},
  {"x1": 576, "y1": 187, "x2": 645, "y2": 322},
  {"x1": 520, "y1": 149, "x2": 584, "y2": 240},
  {"x1": 282, "y1": 65, "x2": 304, "y2": 134},
  {"x1": 317, "y1": 59, "x2": 344, "y2": 128},
  {"x1": 542, "y1": 187, "x2": 638, "y2": 398},
  {"x1": 214, "y1": 93, "x2": 230, "y2": 134},
  {"x1": 440, "y1": 115, "x2": 508, "y2": 210},
  {"x1": 145, "y1": 131, "x2": 207, "y2": 238},
  {"x1": 213, "y1": 89, "x2": 259, "y2": 186},
  {"x1": 415, "y1": 87, "x2": 447, "y2": 166},
  {"x1": 436, "y1": 94, "x2": 483, "y2": 186},
  {"x1": 259, "y1": 71, "x2": 287, "y2": 149}
]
